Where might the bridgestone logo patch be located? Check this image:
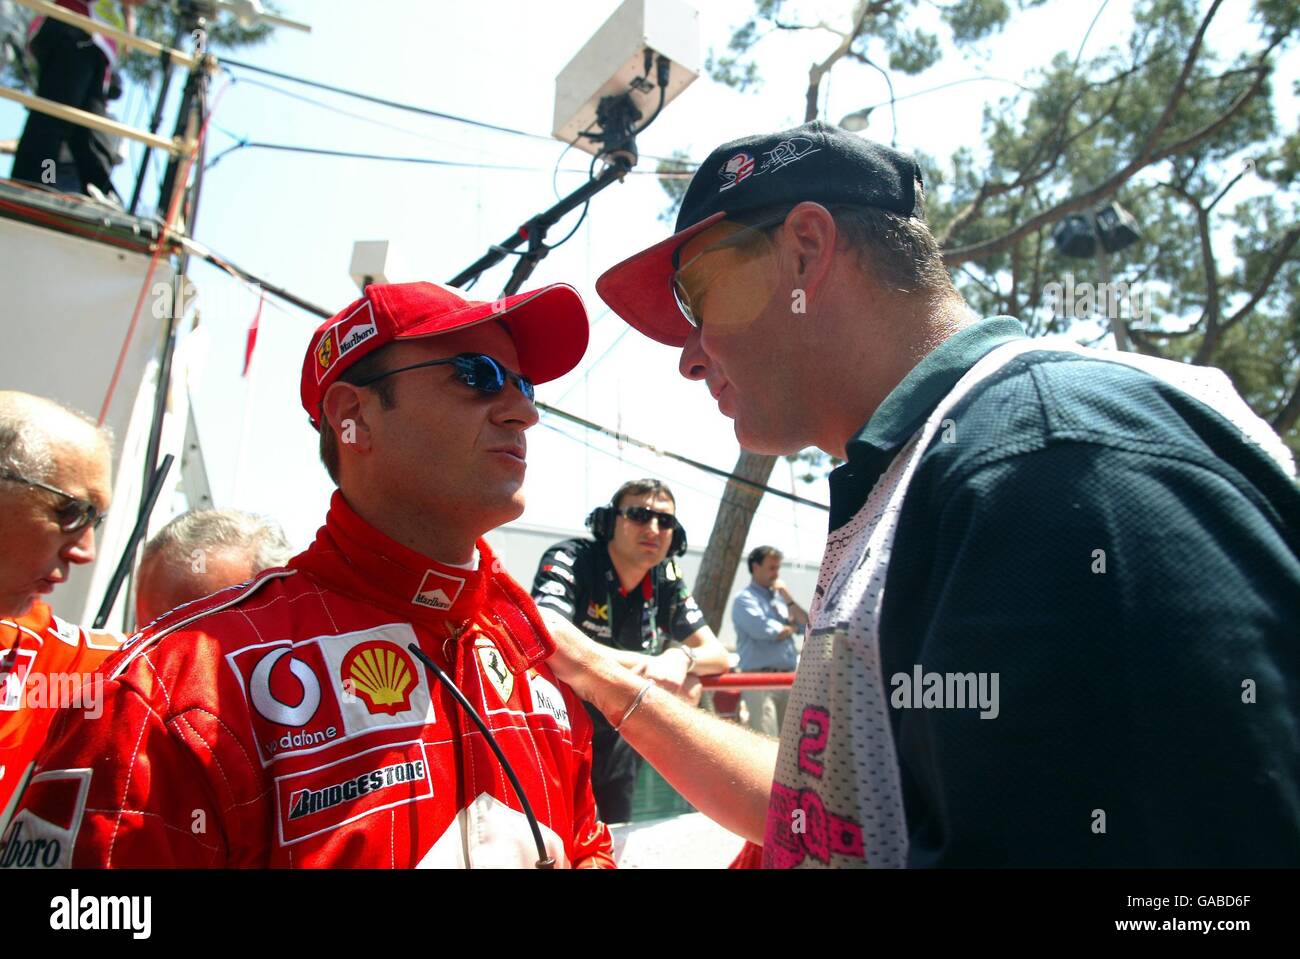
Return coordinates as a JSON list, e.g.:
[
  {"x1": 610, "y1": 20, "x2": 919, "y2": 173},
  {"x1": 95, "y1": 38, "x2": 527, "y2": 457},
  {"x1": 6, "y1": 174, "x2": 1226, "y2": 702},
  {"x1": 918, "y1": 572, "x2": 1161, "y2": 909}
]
[{"x1": 288, "y1": 759, "x2": 426, "y2": 821}]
